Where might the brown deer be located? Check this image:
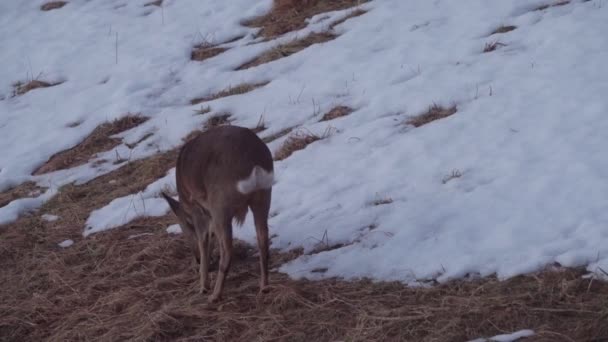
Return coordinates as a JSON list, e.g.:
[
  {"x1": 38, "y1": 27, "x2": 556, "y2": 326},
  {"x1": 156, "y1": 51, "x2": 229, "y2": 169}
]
[{"x1": 161, "y1": 125, "x2": 274, "y2": 303}]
